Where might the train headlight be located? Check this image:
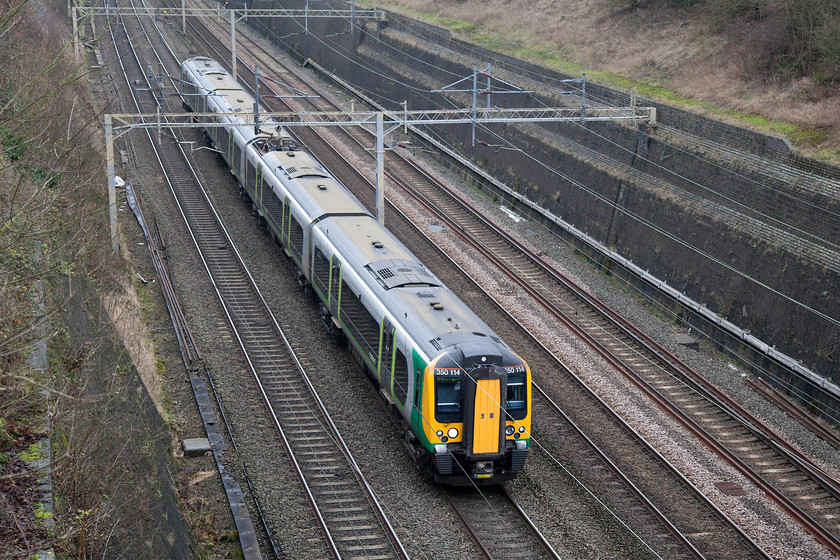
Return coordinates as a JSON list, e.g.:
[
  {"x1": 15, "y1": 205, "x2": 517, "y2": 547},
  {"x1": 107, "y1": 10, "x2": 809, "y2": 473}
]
[
  {"x1": 436, "y1": 430, "x2": 444, "y2": 437},
  {"x1": 519, "y1": 426, "x2": 525, "y2": 433},
  {"x1": 505, "y1": 425, "x2": 515, "y2": 436},
  {"x1": 447, "y1": 427, "x2": 459, "y2": 439}
]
